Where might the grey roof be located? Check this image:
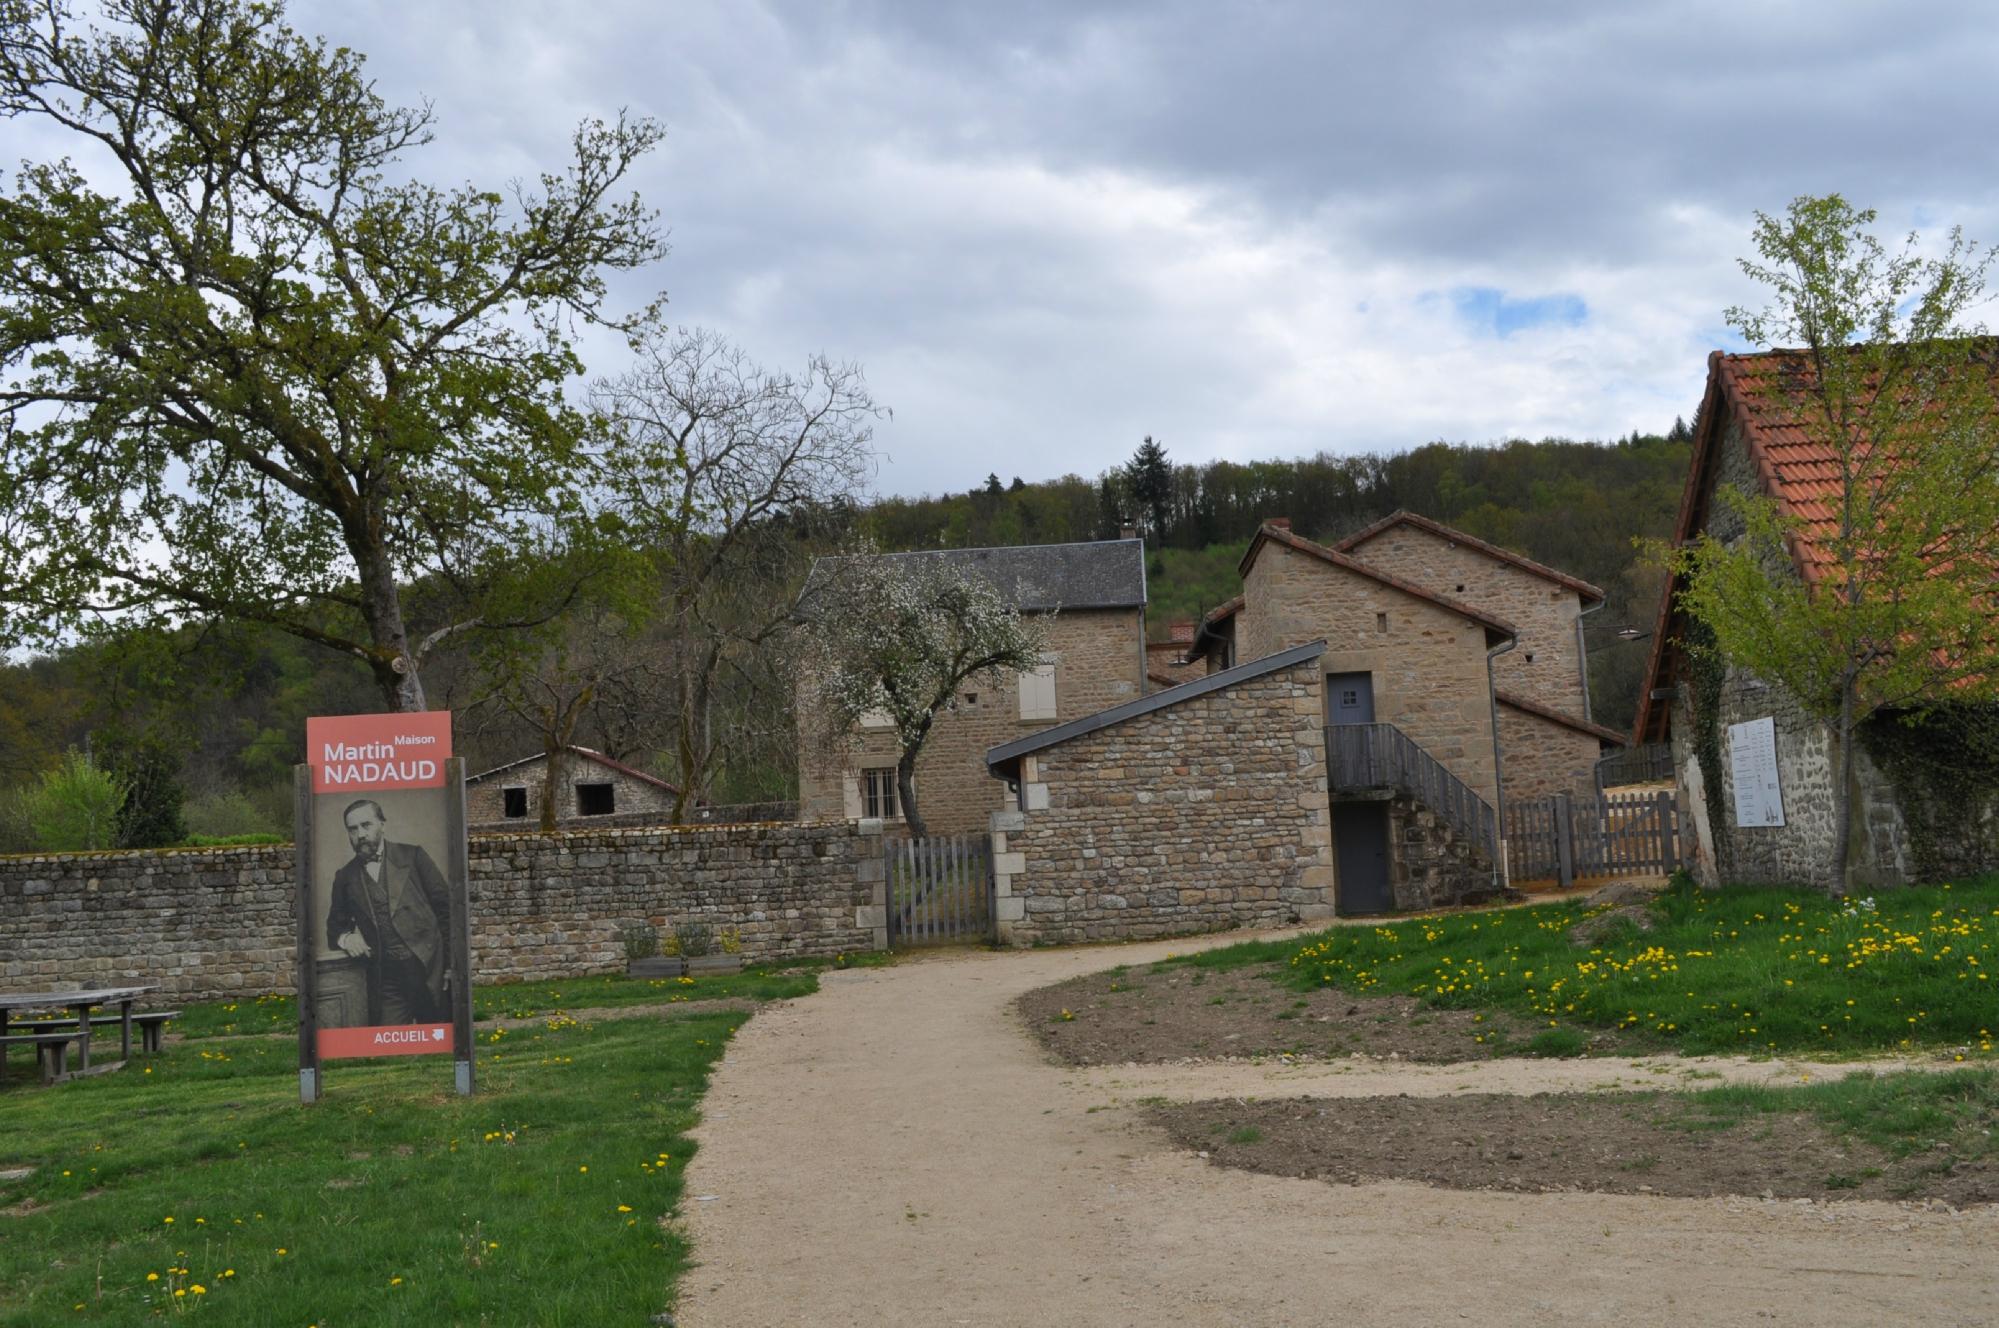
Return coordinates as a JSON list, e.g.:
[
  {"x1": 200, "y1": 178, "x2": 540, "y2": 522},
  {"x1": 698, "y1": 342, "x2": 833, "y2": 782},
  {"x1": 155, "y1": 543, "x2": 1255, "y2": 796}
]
[
  {"x1": 805, "y1": 539, "x2": 1147, "y2": 613},
  {"x1": 986, "y1": 640, "x2": 1327, "y2": 775}
]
